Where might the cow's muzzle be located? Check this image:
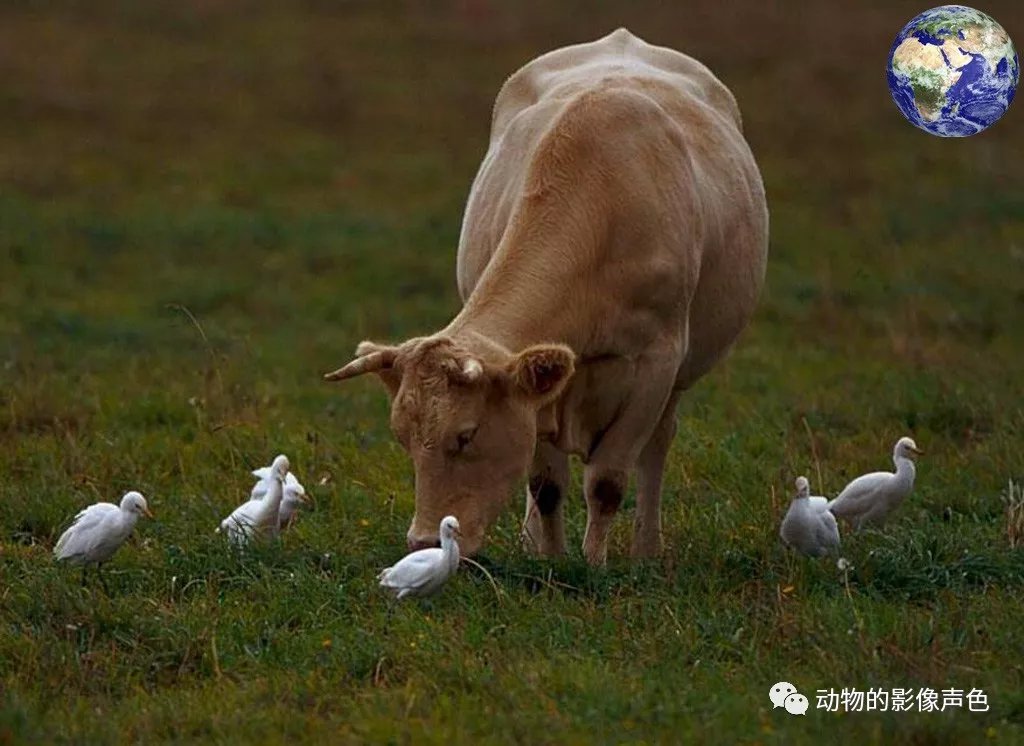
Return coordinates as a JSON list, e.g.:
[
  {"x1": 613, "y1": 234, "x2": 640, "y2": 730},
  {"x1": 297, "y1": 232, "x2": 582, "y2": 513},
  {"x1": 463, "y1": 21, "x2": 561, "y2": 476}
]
[{"x1": 407, "y1": 533, "x2": 440, "y2": 552}]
